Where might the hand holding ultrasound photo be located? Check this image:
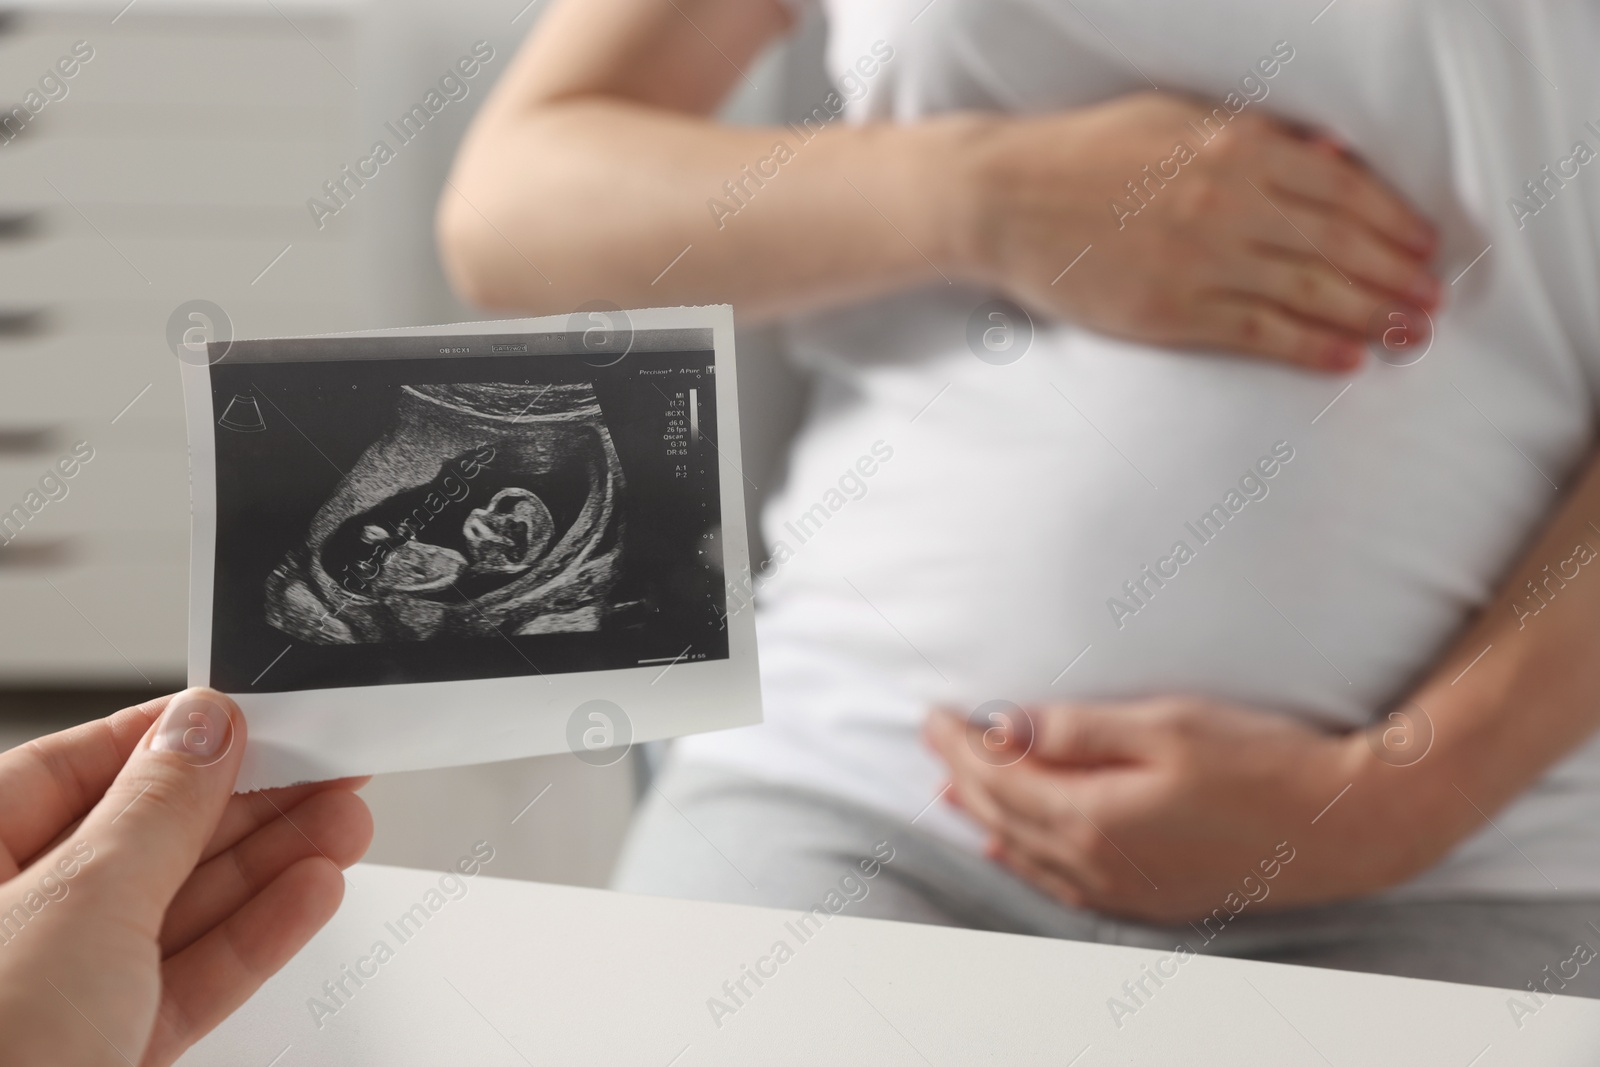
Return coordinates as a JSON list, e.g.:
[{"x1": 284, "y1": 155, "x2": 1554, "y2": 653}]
[{"x1": 181, "y1": 306, "x2": 760, "y2": 790}]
